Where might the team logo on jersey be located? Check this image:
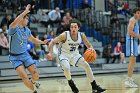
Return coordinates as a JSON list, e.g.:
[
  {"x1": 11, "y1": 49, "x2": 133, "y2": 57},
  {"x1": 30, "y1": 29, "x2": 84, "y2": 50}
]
[{"x1": 69, "y1": 43, "x2": 79, "y2": 46}]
